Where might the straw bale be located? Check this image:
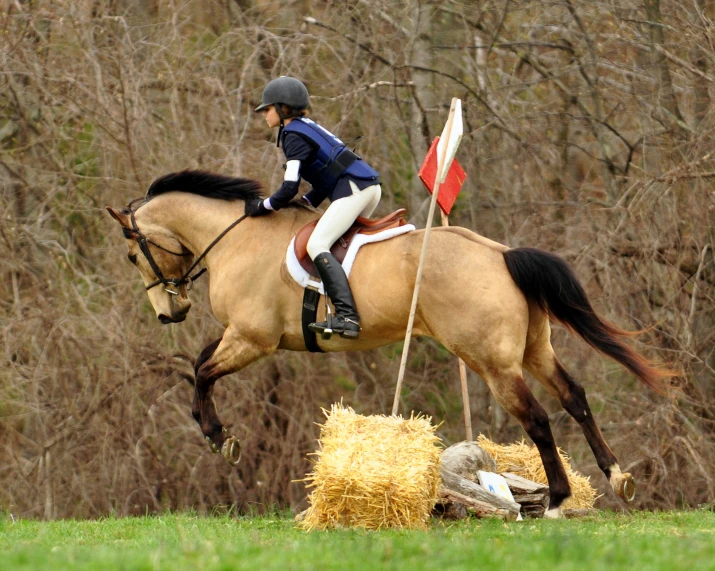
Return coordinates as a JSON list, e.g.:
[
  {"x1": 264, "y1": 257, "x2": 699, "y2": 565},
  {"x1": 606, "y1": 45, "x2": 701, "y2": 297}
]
[
  {"x1": 299, "y1": 404, "x2": 442, "y2": 530},
  {"x1": 476, "y1": 435, "x2": 598, "y2": 509}
]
